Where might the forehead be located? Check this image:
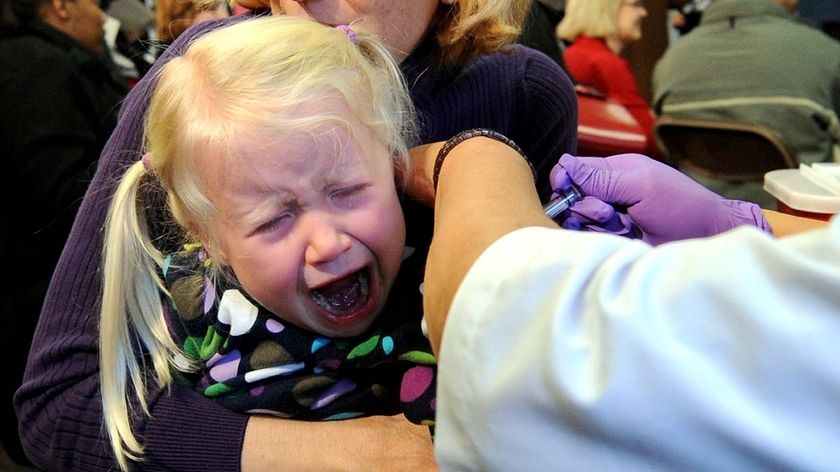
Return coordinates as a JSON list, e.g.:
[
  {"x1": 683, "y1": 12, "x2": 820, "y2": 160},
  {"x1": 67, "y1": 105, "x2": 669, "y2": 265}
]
[
  {"x1": 255, "y1": 125, "x2": 372, "y2": 173},
  {"x1": 217, "y1": 114, "x2": 386, "y2": 182},
  {"x1": 193, "y1": 94, "x2": 392, "y2": 192},
  {"x1": 259, "y1": 99, "x2": 383, "y2": 164}
]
